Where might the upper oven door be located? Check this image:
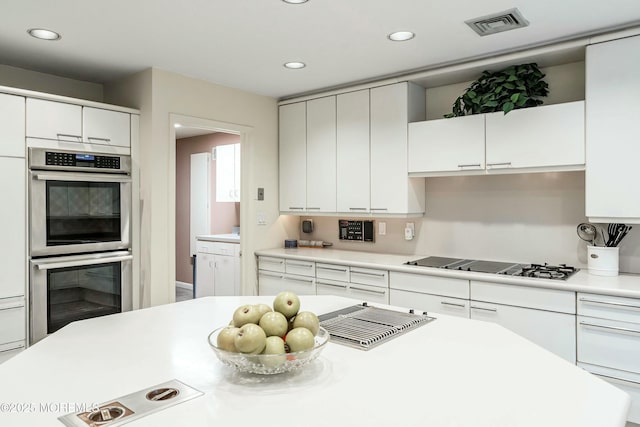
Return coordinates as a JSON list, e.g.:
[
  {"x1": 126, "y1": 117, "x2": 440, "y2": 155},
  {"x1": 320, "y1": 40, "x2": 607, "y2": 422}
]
[{"x1": 30, "y1": 170, "x2": 132, "y2": 256}]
